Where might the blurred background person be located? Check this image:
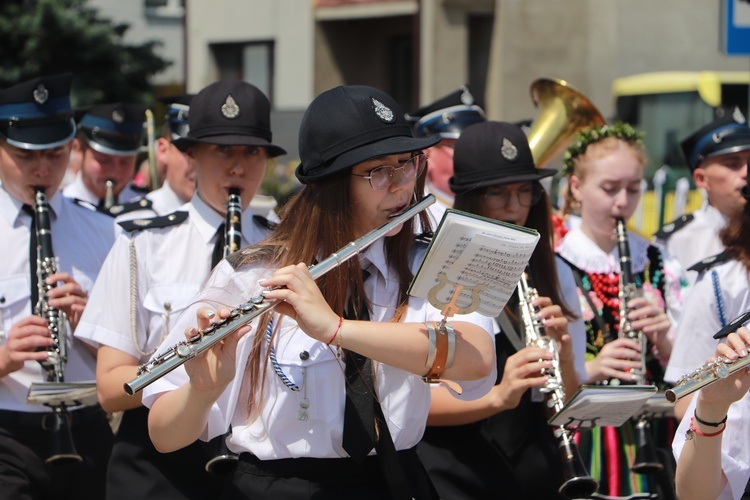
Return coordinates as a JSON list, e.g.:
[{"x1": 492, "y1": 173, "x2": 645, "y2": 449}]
[
  {"x1": 654, "y1": 108, "x2": 750, "y2": 287},
  {"x1": 406, "y1": 85, "x2": 485, "y2": 226},
  {"x1": 63, "y1": 103, "x2": 149, "y2": 217}
]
